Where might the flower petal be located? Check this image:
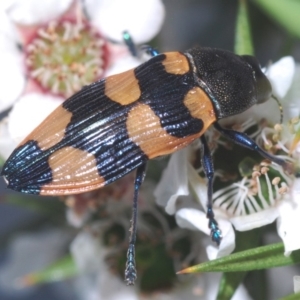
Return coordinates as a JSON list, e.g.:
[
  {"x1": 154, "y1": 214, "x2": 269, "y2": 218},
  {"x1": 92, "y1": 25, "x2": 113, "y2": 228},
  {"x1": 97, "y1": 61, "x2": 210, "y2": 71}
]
[
  {"x1": 284, "y1": 65, "x2": 300, "y2": 119},
  {"x1": 266, "y1": 56, "x2": 295, "y2": 99},
  {"x1": 176, "y1": 208, "x2": 210, "y2": 234},
  {"x1": 277, "y1": 201, "x2": 300, "y2": 254},
  {"x1": 277, "y1": 179, "x2": 300, "y2": 254},
  {"x1": 187, "y1": 162, "x2": 208, "y2": 210},
  {"x1": 7, "y1": 93, "x2": 63, "y2": 145},
  {"x1": 294, "y1": 276, "x2": 300, "y2": 293},
  {"x1": 0, "y1": 118, "x2": 18, "y2": 159},
  {"x1": 0, "y1": 8, "x2": 20, "y2": 52},
  {"x1": 7, "y1": 0, "x2": 73, "y2": 25},
  {"x1": 176, "y1": 208, "x2": 235, "y2": 259},
  {"x1": 154, "y1": 149, "x2": 189, "y2": 214},
  {"x1": 0, "y1": 52, "x2": 25, "y2": 112},
  {"x1": 86, "y1": 0, "x2": 165, "y2": 43},
  {"x1": 105, "y1": 55, "x2": 142, "y2": 76},
  {"x1": 230, "y1": 208, "x2": 279, "y2": 231}
]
